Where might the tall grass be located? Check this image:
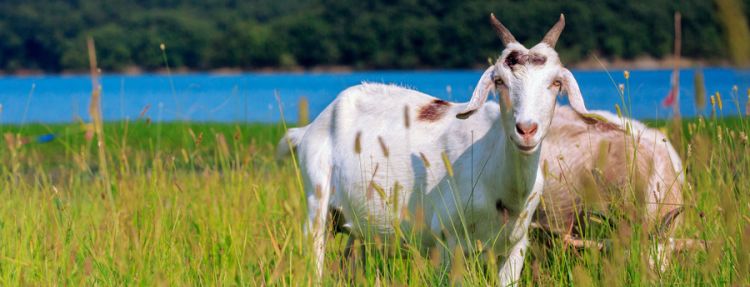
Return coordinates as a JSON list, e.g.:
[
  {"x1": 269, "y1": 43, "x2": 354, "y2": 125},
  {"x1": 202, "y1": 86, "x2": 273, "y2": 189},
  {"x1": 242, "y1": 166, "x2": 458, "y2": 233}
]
[{"x1": 0, "y1": 91, "x2": 748, "y2": 285}]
